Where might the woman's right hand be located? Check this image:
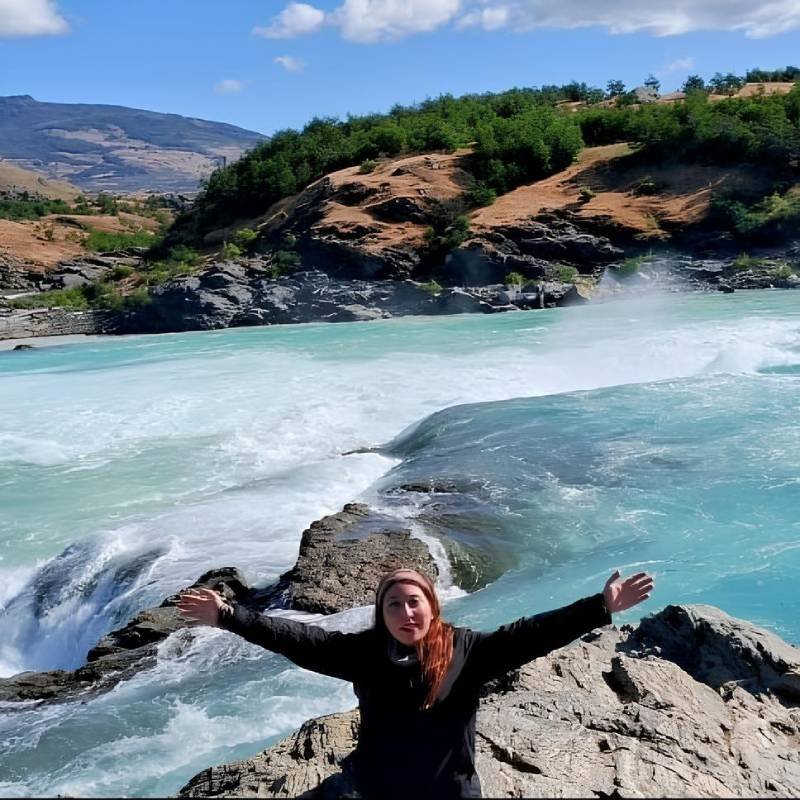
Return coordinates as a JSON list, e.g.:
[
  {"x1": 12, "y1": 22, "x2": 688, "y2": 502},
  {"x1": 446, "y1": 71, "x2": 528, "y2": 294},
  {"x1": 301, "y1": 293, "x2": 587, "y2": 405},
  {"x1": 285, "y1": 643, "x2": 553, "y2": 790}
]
[{"x1": 177, "y1": 587, "x2": 229, "y2": 627}]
